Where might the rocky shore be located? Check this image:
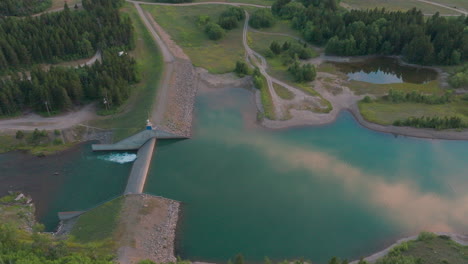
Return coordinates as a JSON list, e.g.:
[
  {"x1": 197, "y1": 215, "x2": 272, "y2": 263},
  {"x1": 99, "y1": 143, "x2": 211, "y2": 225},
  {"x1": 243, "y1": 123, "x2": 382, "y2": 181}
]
[
  {"x1": 161, "y1": 59, "x2": 198, "y2": 138},
  {"x1": 117, "y1": 194, "x2": 181, "y2": 264}
]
